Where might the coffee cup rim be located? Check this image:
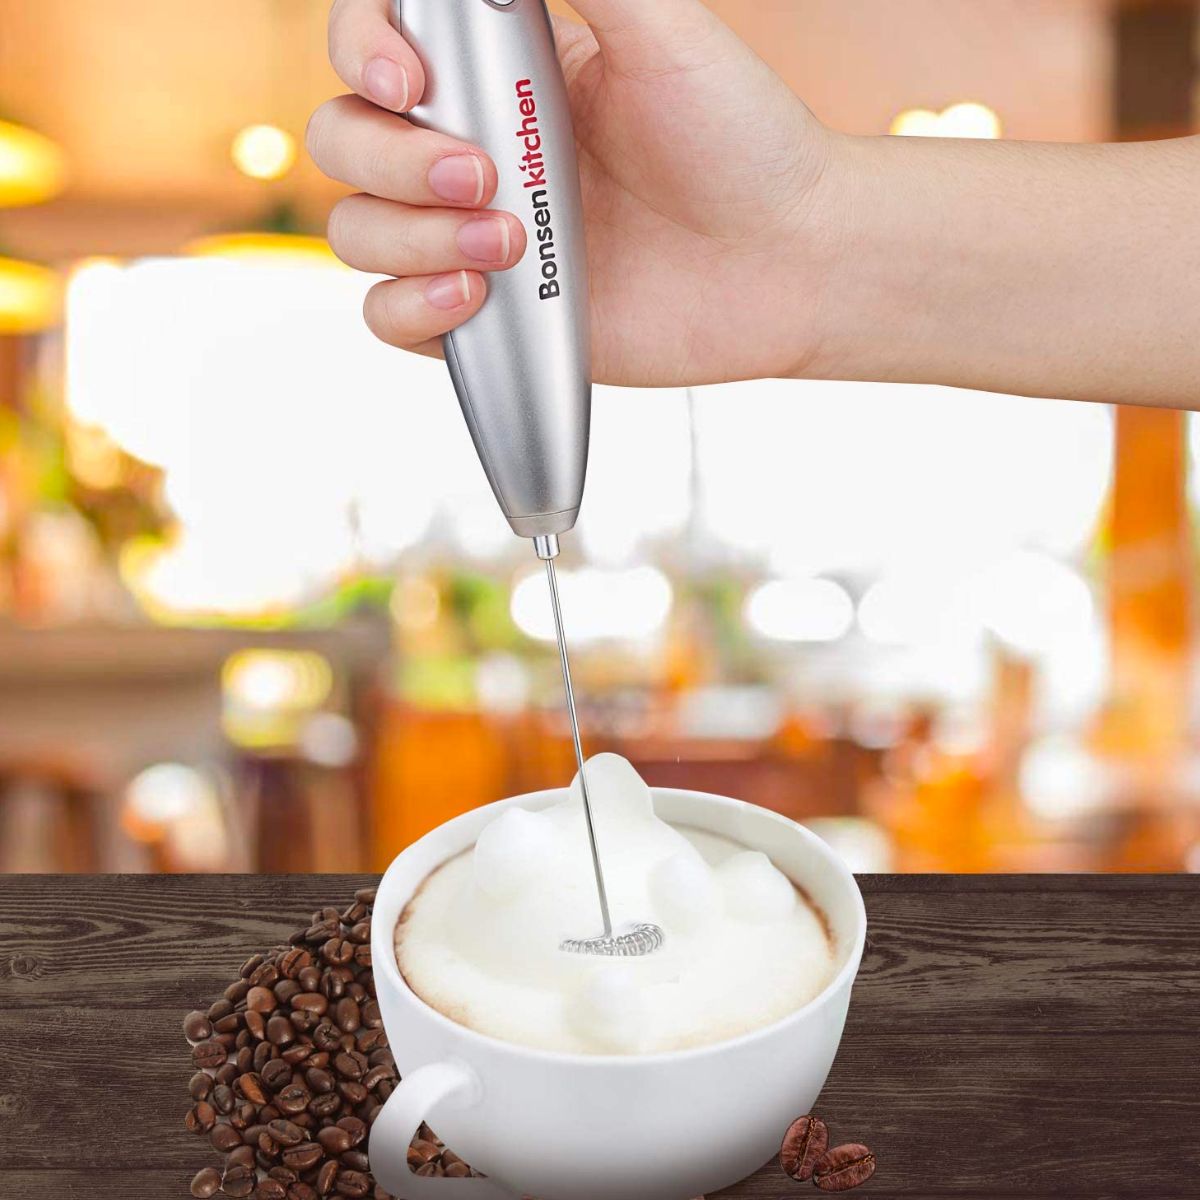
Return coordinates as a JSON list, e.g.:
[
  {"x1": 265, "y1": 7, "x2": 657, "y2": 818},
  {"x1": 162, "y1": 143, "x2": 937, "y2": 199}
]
[{"x1": 374, "y1": 786, "x2": 868, "y2": 1067}]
